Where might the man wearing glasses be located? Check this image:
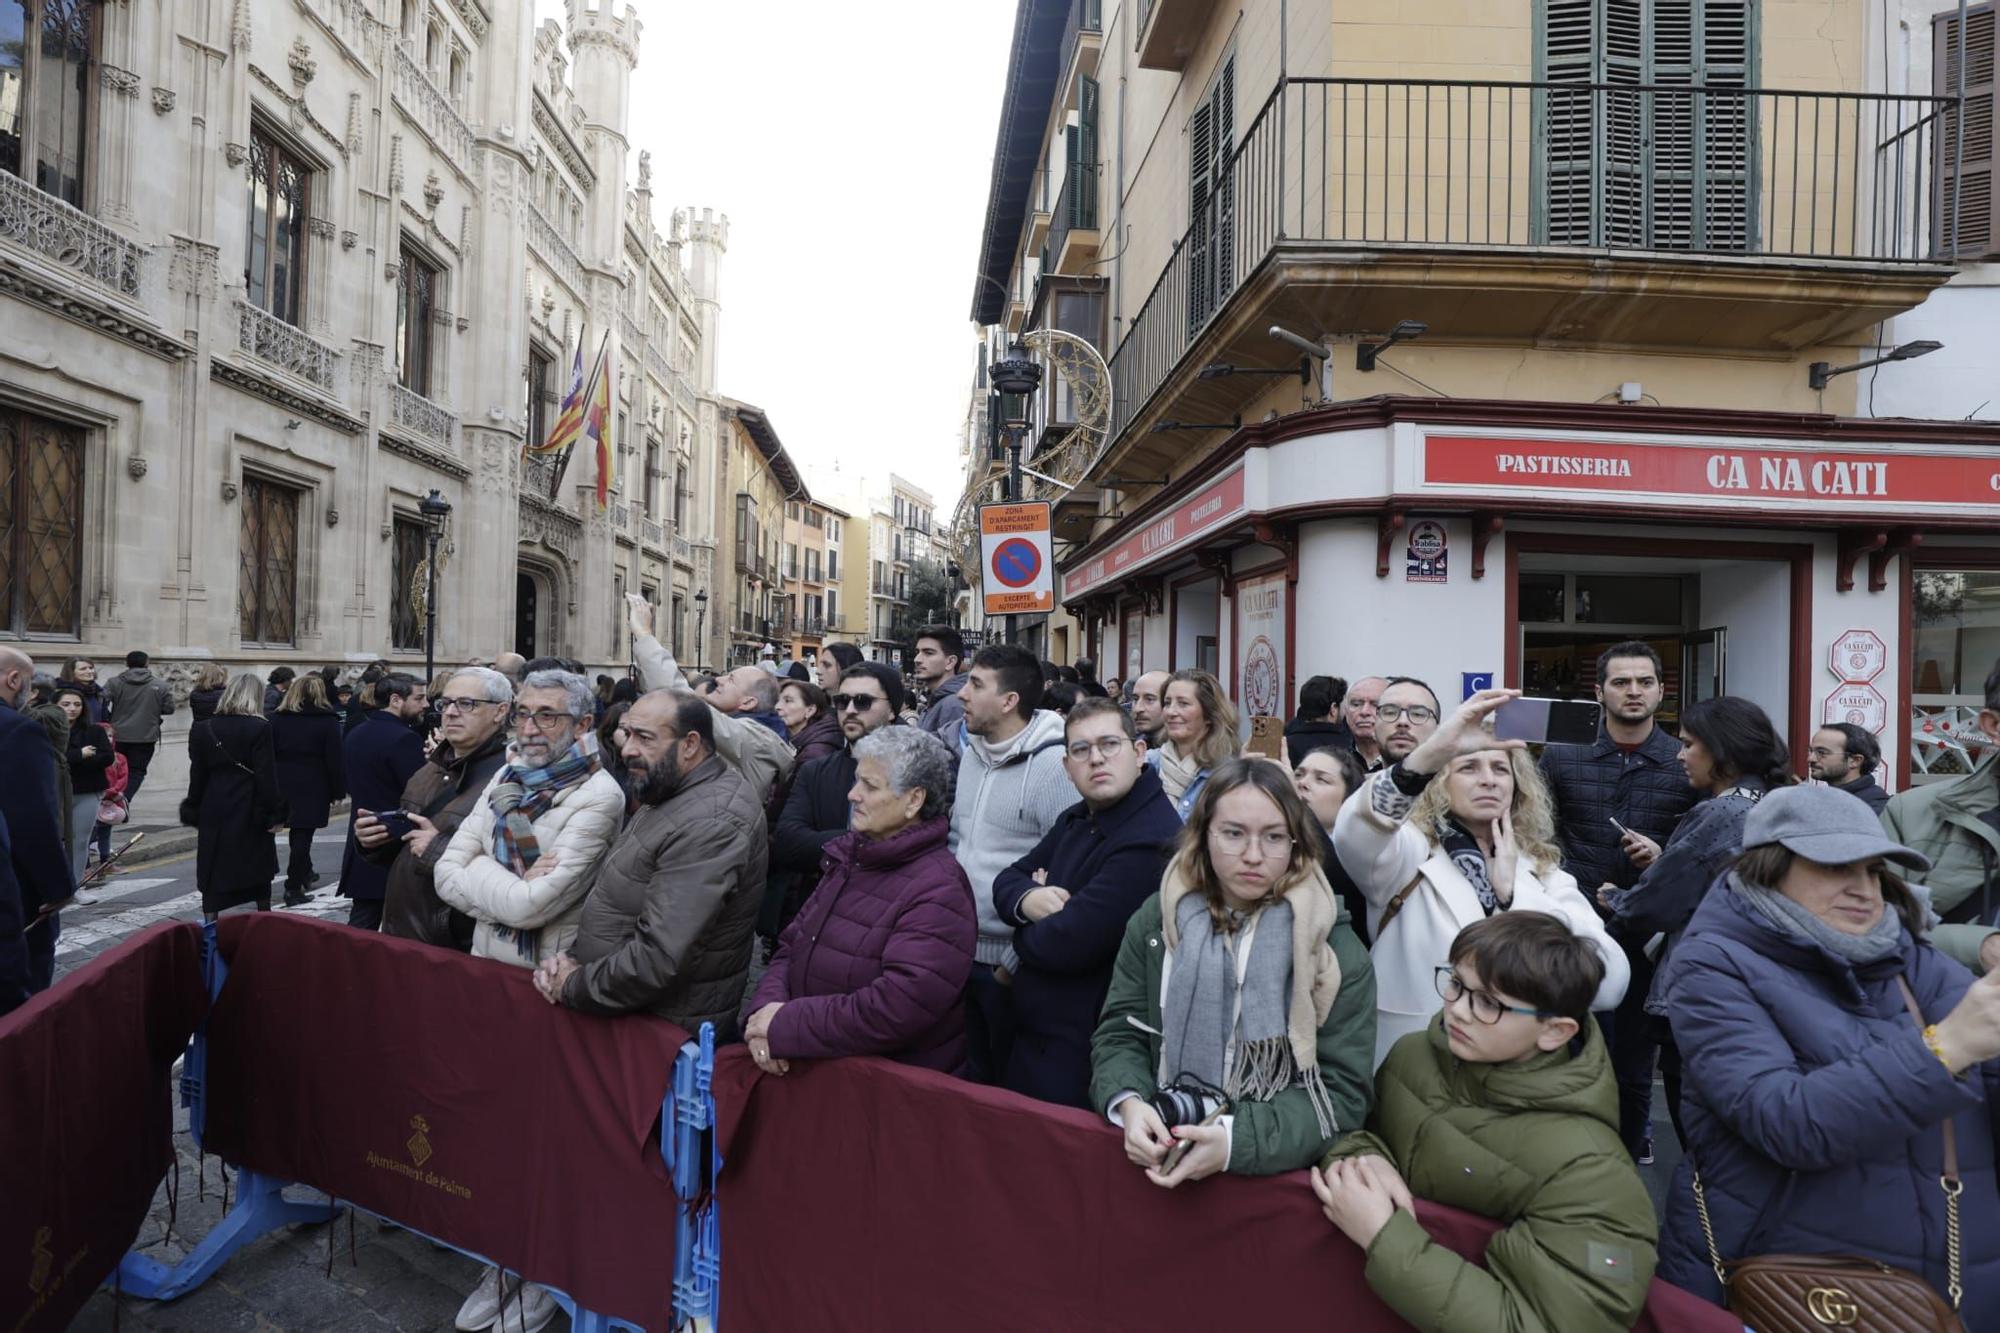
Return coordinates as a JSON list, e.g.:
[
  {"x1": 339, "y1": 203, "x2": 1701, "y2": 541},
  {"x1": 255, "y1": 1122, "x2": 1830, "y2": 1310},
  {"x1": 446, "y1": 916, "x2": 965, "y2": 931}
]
[
  {"x1": 1373, "y1": 677, "x2": 1443, "y2": 766},
  {"x1": 769, "y1": 662, "x2": 908, "y2": 942},
  {"x1": 373, "y1": 666, "x2": 516, "y2": 950},
  {"x1": 990, "y1": 697, "x2": 1180, "y2": 1108}
]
